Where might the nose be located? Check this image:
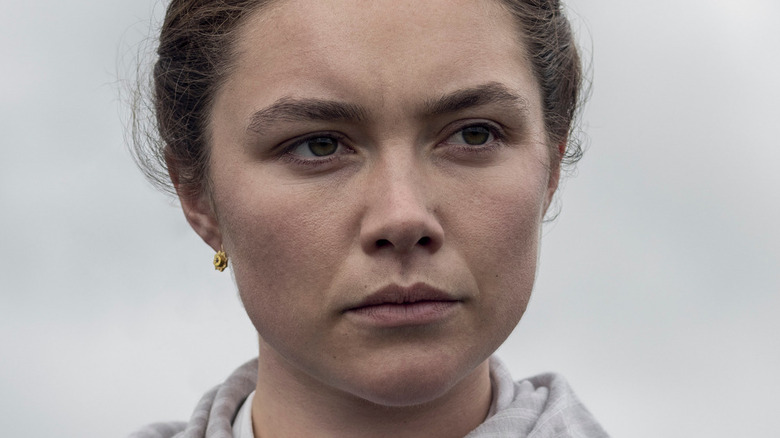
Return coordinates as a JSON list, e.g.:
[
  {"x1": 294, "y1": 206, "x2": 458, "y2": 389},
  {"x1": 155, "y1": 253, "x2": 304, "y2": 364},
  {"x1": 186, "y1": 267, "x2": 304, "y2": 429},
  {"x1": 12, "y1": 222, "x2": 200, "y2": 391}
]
[{"x1": 359, "y1": 159, "x2": 444, "y2": 256}]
